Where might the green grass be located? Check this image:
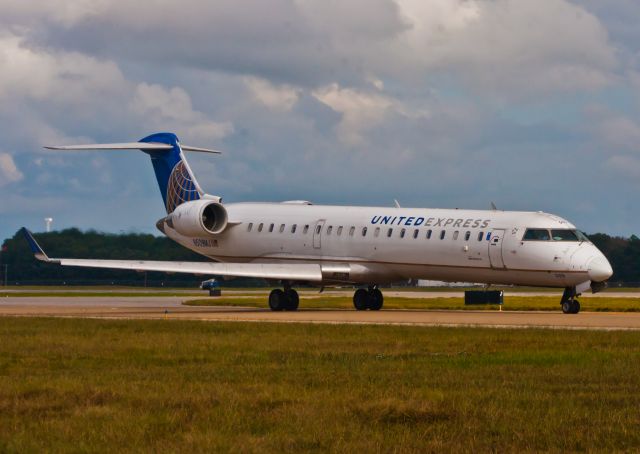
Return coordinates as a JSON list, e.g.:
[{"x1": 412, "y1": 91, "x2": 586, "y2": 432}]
[
  {"x1": 185, "y1": 295, "x2": 640, "y2": 312},
  {"x1": 0, "y1": 318, "x2": 639, "y2": 452}
]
